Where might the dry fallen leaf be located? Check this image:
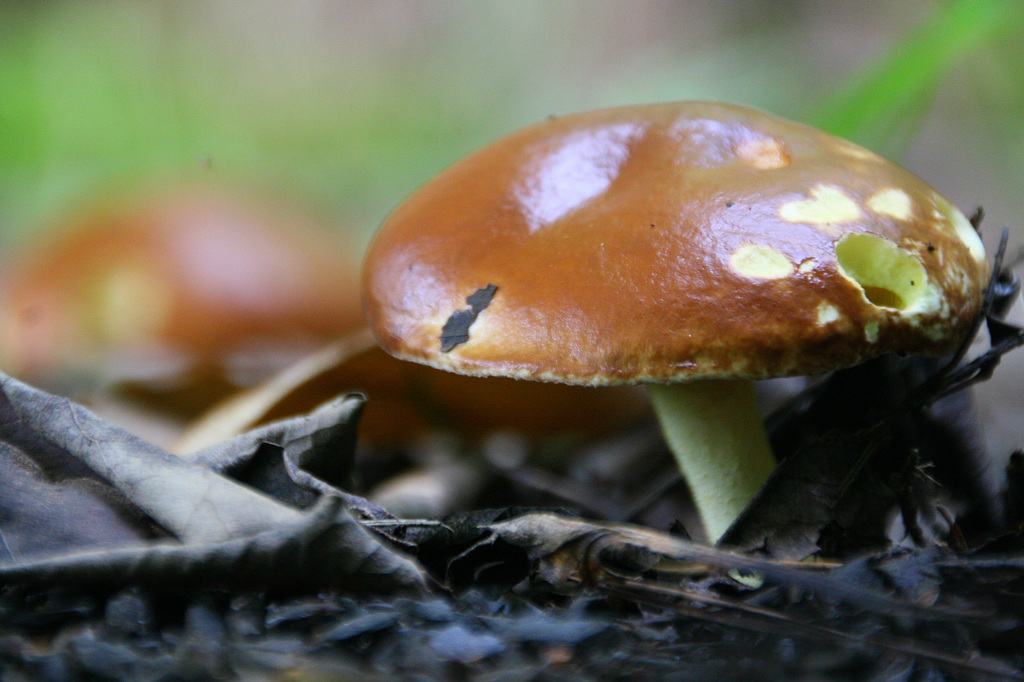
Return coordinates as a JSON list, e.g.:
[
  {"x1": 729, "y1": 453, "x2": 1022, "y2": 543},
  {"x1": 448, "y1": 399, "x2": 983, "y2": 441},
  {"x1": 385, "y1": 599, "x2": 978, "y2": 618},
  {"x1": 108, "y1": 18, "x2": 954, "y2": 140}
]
[{"x1": 0, "y1": 372, "x2": 426, "y2": 593}]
